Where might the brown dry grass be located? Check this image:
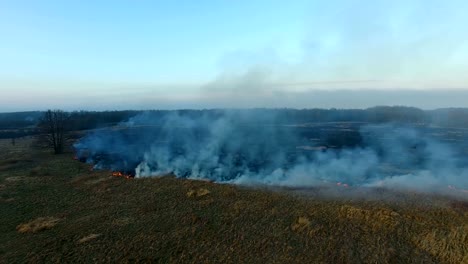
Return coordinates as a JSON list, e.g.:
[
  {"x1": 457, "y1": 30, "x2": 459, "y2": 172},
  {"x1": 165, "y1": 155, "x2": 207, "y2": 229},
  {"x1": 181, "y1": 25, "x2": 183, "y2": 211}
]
[
  {"x1": 186, "y1": 188, "x2": 211, "y2": 197},
  {"x1": 78, "y1": 234, "x2": 101, "y2": 244},
  {"x1": 339, "y1": 205, "x2": 401, "y2": 231},
  {"x1": 16, "y1": 217, "x2": 61, "y2": 233},
  {"x1": 291, "y1": 216, "x2": 311, "y2": 232},
  {"x1": 112, "y1": 217, "x2": 133, "y2": 227},
  {"x1": 1, "y1": 137, "x2": 468, "y2": 263},
  {"x1": 413, "y1": 225, "x2": 468, "y2": 263}
]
